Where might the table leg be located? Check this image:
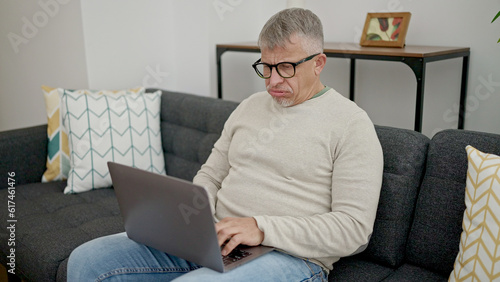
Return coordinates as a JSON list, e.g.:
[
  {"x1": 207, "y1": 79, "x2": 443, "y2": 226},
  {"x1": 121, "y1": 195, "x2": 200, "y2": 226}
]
[
  {"x1": 349, "y1": 58, "x2": 356, "y2": 101},
  {"x1": 217, "y1": 47, "x2": 226, "y2": 99},
  {"x1": 414, "y1": 64, "x2": 426, "y2": 132},
  {"x1": 402, "y1": 58, "x2": 426, "y2": 132},
  {"x1": 458, "y1": 55, "x2": 469, "y2": 129}
]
